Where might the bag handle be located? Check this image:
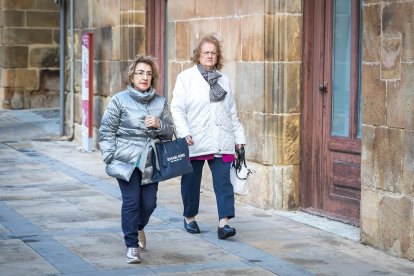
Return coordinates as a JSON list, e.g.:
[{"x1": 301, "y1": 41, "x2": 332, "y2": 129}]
[
  {"x1": 151, "y1": 139, "x2": 161, "y2": 171},
  {"x1": 151, "y1": 130, "x2": 179, "y2": 170},
  {"x1": 232, "y1": 146, "x2": 252, "y2": 180},
  {"x1": 234, "y1": 146, "x2": 246, "y2": 172}
]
